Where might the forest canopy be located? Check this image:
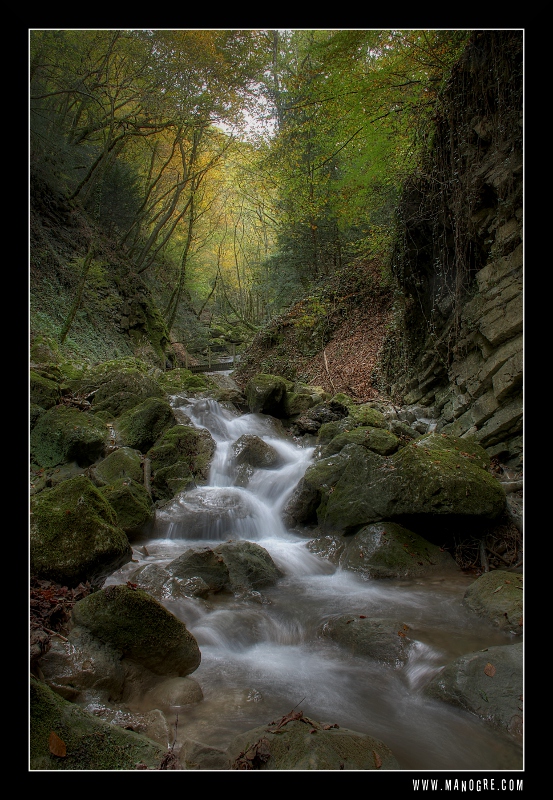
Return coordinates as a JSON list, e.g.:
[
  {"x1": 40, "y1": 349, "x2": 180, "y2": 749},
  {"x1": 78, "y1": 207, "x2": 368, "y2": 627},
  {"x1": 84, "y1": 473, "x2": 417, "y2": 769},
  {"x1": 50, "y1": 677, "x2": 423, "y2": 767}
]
[{"x1": 30, "y1": 29, "x2": 471, "y2": 341}]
